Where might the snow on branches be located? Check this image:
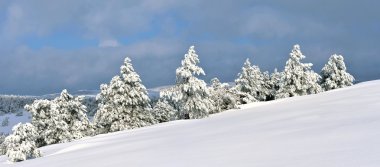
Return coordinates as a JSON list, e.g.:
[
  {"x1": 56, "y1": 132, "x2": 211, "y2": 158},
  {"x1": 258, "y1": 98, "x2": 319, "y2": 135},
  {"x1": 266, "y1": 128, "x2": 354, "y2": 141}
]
[
  {"x1": 25, "y1": 90, "x2": 93, "y2": 146},
  {"x1": 3, "y1": 123, "x2": 41, "y2": 162},
  {"x1": 94, "y1": 57, "x2": 156, "y2": 134},
  {"x1": 160, "y1": 46, "x2": 214, "y2": 119},
  {"x1": 234, "y1": 58, "x2": 270, "y2": 103},
  {"x1": 276, "y1": 44, "x2": 322, "y2": 98},
  {"x1": 320, "y1": 54, "x2": 354, "y2": 90}
]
